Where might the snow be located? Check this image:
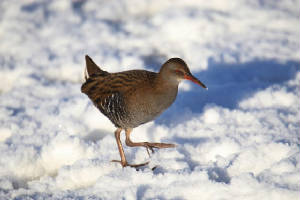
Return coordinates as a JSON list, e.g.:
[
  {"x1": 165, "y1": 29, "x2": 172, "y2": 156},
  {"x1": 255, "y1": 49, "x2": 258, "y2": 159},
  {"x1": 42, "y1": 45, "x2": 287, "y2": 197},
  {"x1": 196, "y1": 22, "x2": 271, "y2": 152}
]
[{"x1": 0, "y1": 0, "x2": 299, "y2": 199}]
